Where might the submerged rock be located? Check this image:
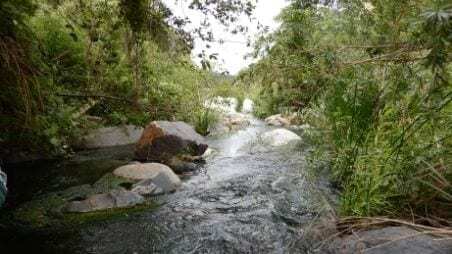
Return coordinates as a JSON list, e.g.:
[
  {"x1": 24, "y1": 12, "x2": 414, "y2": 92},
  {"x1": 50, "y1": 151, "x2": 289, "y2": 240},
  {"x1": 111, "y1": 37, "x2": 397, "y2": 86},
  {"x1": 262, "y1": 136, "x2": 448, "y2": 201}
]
[
  {"x1": 64, "y1": 189, "x2": 144, "y2": 213},
  {"x1": 261, "y1": 129, "x2": 301, "y2": 146},
  {"x1": 113, "y1": 163, "x2": 181, "y2": 193},
  {"x1": 327, "y1": 226, "x2": 452, "y2": 254},
  {"x1": 77, "y1": 125, "x2": 143, "y2": 149},
  {"x1": 135, "y1": 121, "x2": 208, "y2": 162}
]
